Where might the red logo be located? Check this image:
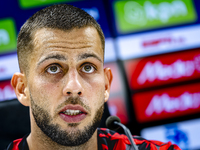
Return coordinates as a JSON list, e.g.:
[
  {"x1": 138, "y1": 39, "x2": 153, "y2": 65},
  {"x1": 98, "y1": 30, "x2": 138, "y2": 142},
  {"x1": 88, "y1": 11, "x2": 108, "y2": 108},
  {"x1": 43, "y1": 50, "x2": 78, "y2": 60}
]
[
  {"x1": 0, "y1": 67, "x2": 5, "y2": 73},
  {"x1": 132, "y1": 82, "x2": 200, "y2": 123},
  {"x1": 107, "y1": 97, "x2": 129, "y2": 124},
  {"x1": 142, "y1": 36, "x2": 184, "y2": 48},
  {"x1": 0, "y1": 80, "x2": 16, "y2": 101},
  {"x1": 125, "y1": 49, "x2": 200, "y2": 90}
]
